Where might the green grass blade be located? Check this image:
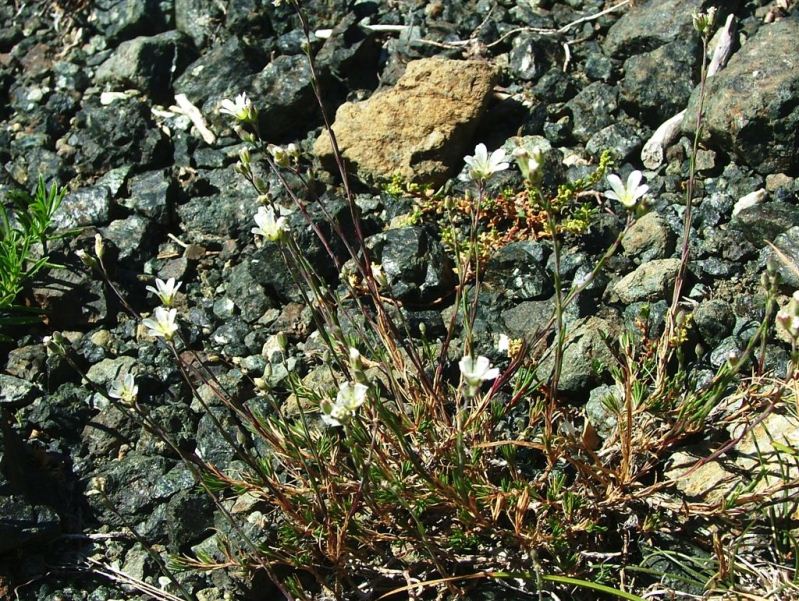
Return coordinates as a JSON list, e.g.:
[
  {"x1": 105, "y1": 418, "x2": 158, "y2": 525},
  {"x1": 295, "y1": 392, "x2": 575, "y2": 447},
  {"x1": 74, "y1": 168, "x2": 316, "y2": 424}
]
[{"x1": 542, "y1": 575, "x2": 647, "y2": 601}]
